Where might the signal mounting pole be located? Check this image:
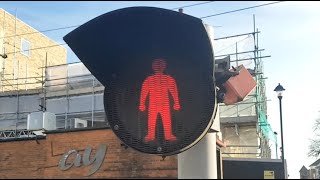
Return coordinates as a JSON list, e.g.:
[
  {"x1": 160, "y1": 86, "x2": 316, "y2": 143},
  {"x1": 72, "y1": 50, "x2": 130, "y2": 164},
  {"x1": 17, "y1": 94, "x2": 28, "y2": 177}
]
[{"x1": 178, "y1": 24, "x2": 219, "y2": 179}]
